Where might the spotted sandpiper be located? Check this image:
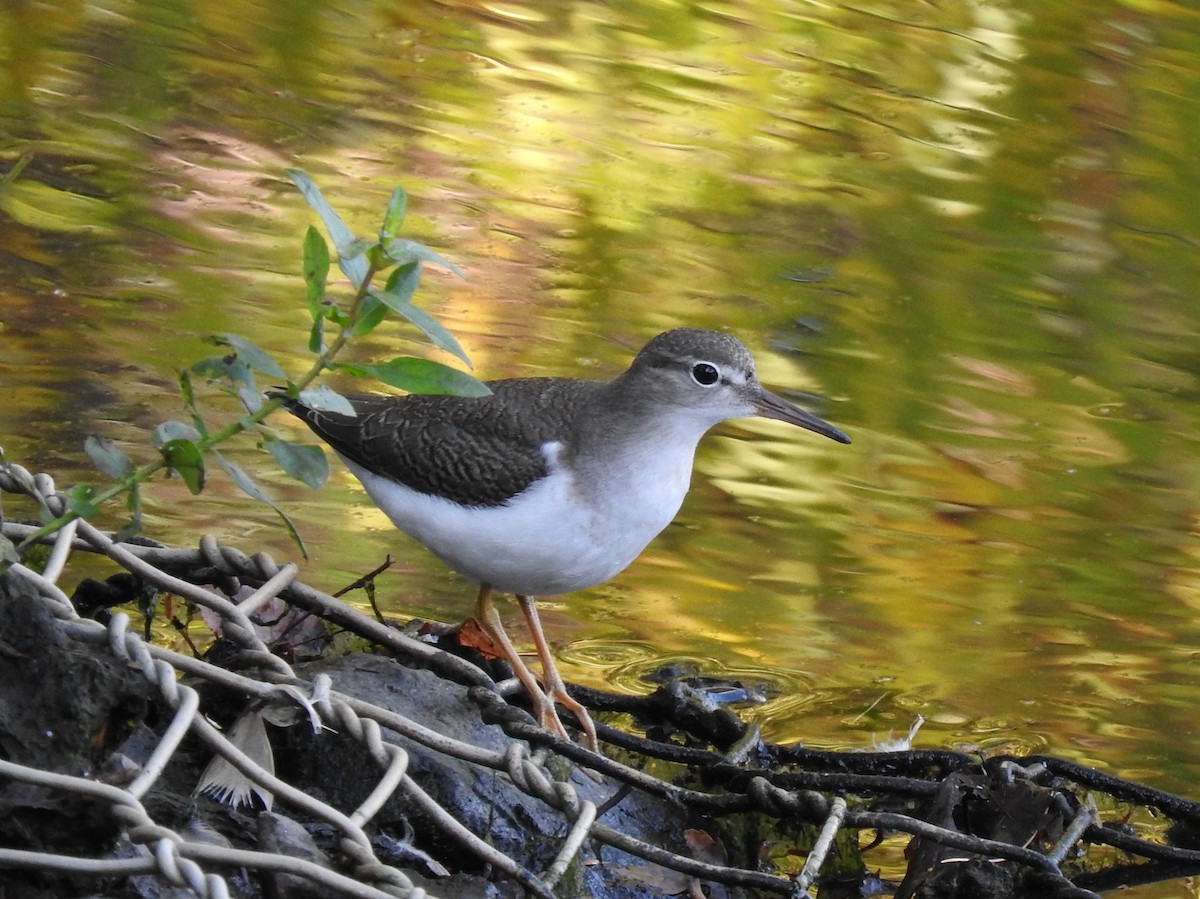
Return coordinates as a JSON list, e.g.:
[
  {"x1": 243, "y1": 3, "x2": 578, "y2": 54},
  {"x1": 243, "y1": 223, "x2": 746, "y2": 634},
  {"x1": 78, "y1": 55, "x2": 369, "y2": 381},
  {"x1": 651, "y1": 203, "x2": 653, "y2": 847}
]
[{"x1": 276, "y1": 328, "x2": 850, "y2": 750}]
